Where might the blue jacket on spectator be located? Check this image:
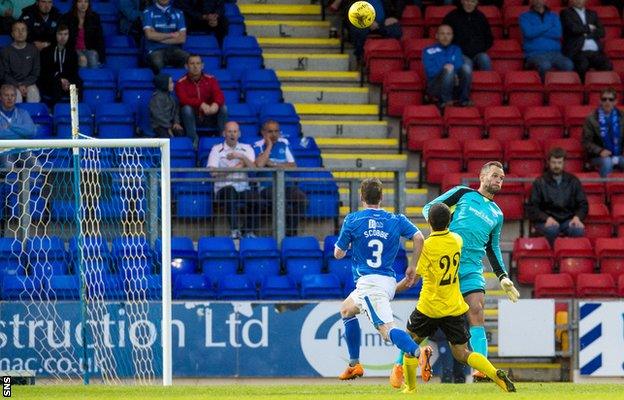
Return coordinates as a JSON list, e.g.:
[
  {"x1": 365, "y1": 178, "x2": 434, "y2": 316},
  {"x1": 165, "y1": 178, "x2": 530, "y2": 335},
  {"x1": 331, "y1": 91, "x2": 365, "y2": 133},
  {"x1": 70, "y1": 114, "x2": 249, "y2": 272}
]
[
  {"x1": 0, "y1": 107, "x2": 36, "y2": 139},
  {"x1": 422, "y1": 44, "x2": 464, "y2": 81},
  {"x1": 519, "y1": 8, "x2": 563, "y2": 57}
]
